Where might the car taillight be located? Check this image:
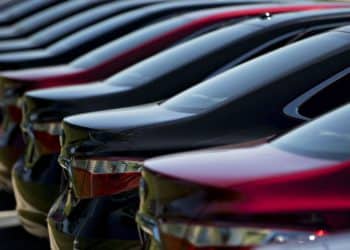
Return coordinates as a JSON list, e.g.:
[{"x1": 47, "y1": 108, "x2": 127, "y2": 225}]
[
  {"x1": 23, "y1": 122, "x2": 61, "y2": 167},
  {"x1": 62, "y1": 157, "x2": 144, "y2": 199},
  {"x1": 138, "y1": 217, "x2": 326, "y2": 250}
]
